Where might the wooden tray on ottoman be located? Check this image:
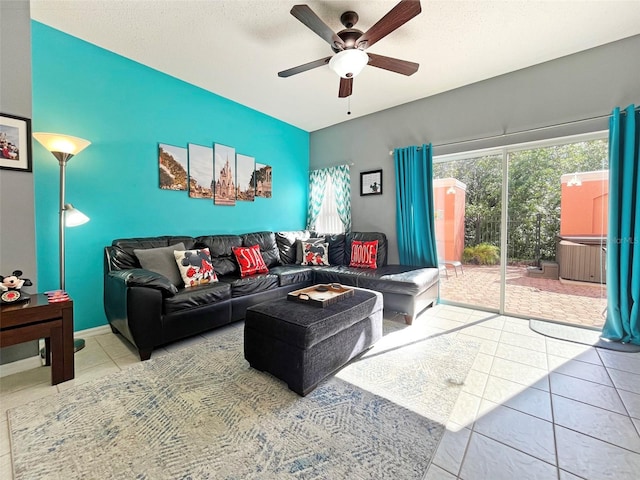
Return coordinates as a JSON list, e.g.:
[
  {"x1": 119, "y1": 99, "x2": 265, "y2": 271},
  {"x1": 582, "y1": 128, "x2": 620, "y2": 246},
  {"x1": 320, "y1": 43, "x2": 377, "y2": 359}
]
[{"x1": 287, "y1": 284, "x2": 354, "y2": 308}]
